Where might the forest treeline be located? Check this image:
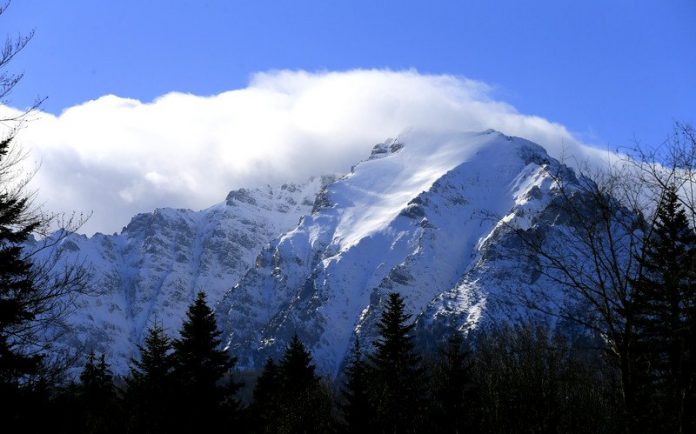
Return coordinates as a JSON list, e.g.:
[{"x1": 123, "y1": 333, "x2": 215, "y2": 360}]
[
  {"x1": 4, "y1": 127, "x2": 696, "y2": 433},
  {"x1": 2, "y1": 12, "x2": 696, "y2": 429},
  {"x1": 7, "y1": 290, "x2": 626, "y2": 434}
]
